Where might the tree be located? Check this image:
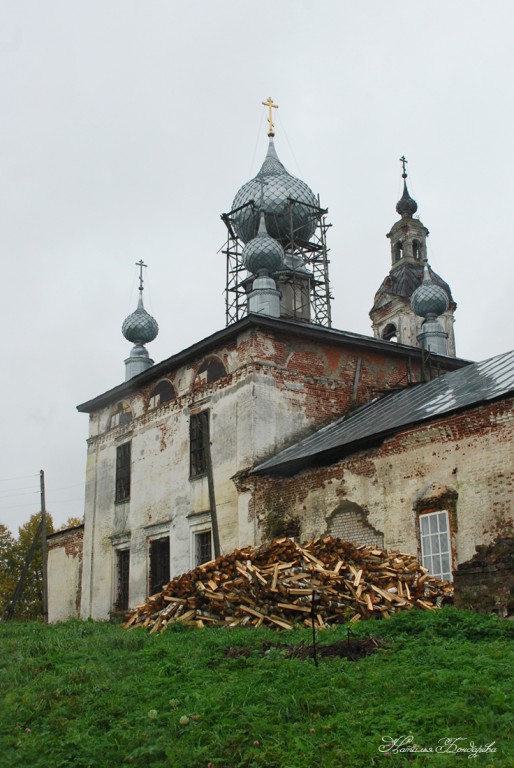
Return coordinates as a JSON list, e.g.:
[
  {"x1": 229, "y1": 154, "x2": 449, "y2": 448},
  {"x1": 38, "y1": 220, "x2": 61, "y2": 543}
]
[
  {"x1": 0, "y1": 524, "x2": 17, "y2": 616},
  {"x1": 1, "y1": 513, "x2": 54, "y2": 621},
  {"x1": 57, "y1": 516, "x2": 83, "y2": 530}
]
